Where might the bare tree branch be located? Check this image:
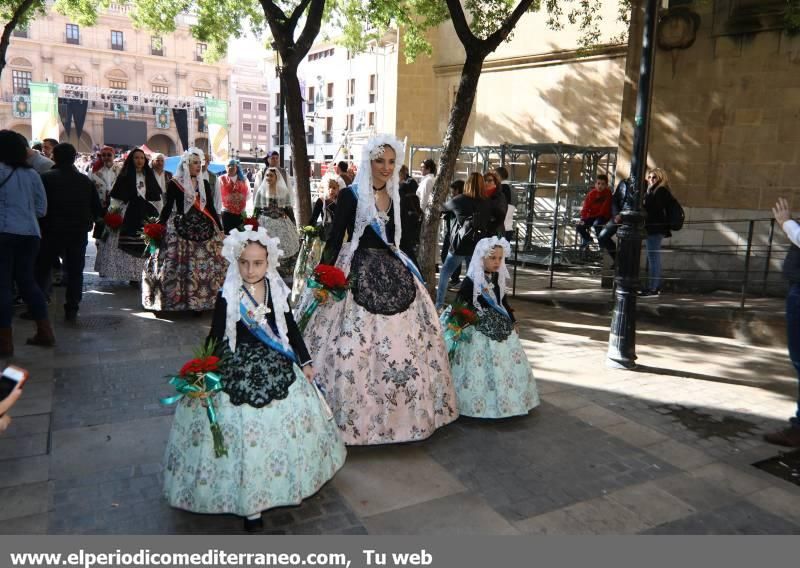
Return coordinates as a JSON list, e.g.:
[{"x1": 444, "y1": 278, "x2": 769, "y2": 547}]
[
  {"x1": 483, "y1": 0, "x2": 536, "y2": 52},
  {"x1": 288, "y1": 0, "x2": 313, "y2": 30},
  {"x1": 444, "y1": 0, "x2": 478, "y2": 50},
  {"x1": 0, "y1": 0, "x2": 39, "y2": 78},
  {"x1": 294, "y1": 0, "x2": 325, "y2": 59}
]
